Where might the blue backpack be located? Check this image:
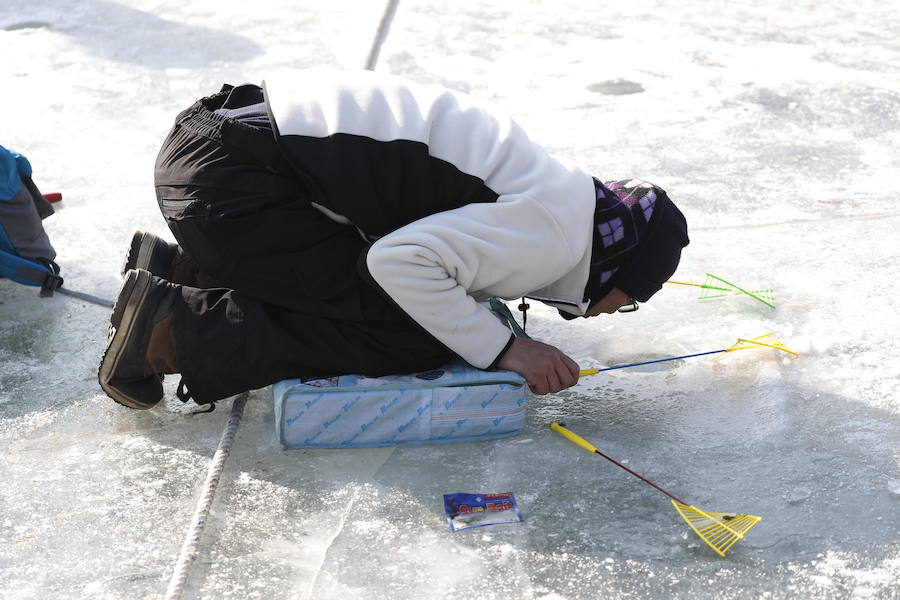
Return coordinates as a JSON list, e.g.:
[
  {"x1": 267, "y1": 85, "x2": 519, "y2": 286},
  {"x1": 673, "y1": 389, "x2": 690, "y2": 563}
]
[{"x1": 0, "y1": 144, "x2": 63, "y2": 295}]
